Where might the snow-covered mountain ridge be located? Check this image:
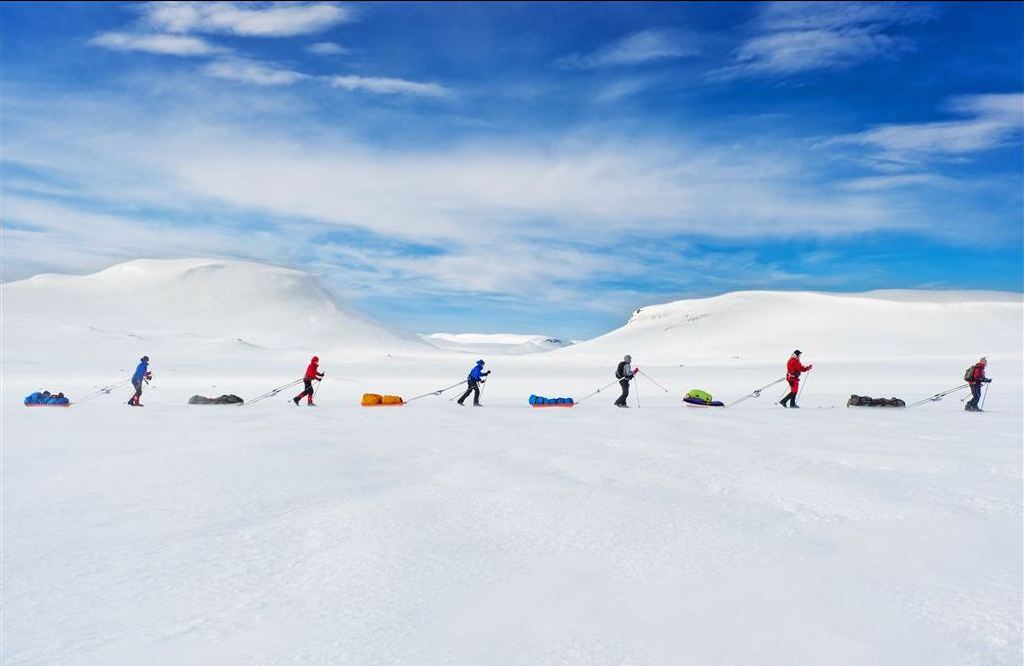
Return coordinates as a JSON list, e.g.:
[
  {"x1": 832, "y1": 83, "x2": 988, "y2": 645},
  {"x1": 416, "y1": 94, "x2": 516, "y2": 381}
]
[{"x1": 567, "y1": 289, "x2": 1022, "y2": 362}]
